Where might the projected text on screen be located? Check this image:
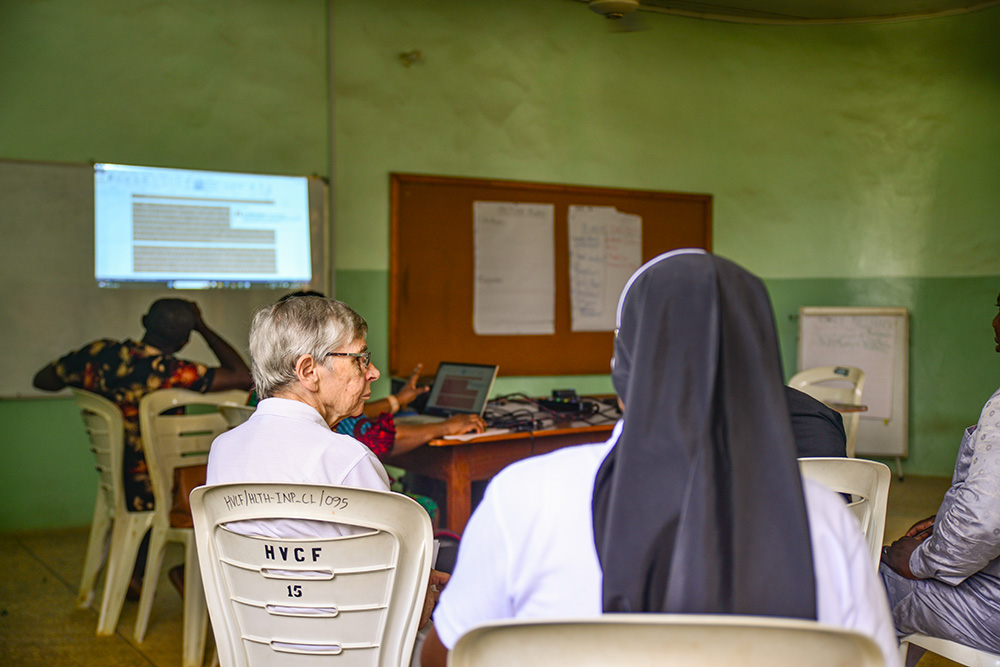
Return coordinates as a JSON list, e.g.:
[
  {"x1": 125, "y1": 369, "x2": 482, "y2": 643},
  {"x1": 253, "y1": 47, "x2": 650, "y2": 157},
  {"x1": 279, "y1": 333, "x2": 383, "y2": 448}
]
[{"x1": 94, "y1": 163, "x2": 311, "y2": 289}]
